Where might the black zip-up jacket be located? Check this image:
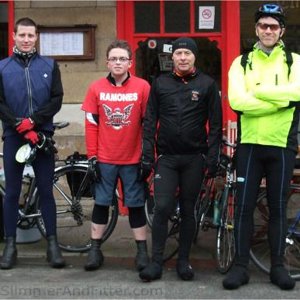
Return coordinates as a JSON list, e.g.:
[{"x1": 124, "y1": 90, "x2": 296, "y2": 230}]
[
  {"x1": 142, "y1": 69, "x2": 222, "y2": 168},
  {"x1": 0, "y1": 52, "x2": 63, "y2": 137}
]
